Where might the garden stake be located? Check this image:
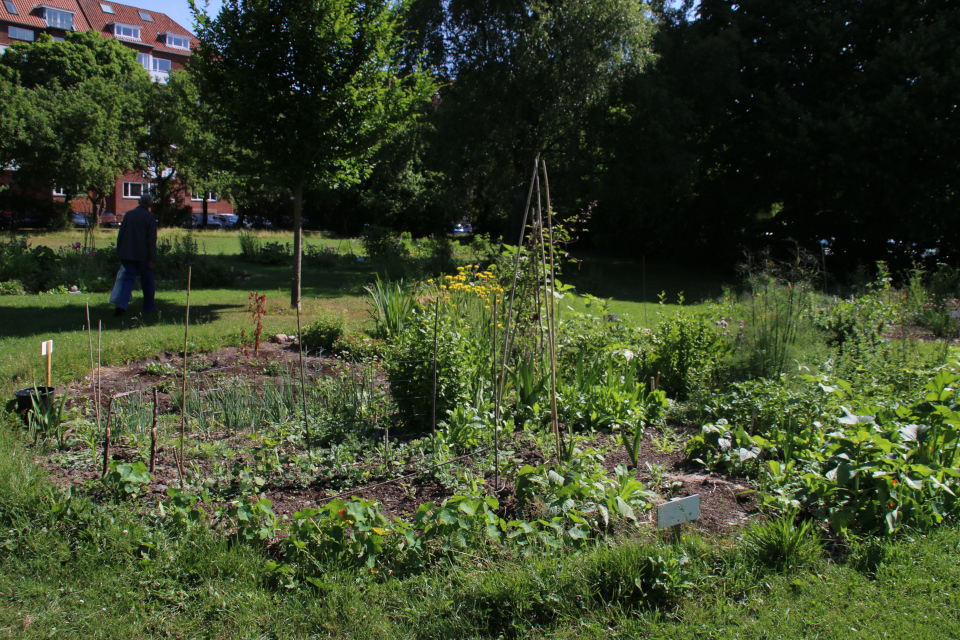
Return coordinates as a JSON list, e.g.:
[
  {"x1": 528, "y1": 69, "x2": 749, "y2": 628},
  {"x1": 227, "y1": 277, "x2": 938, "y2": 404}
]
[
  {"x1": 86, "y1": 303, "x2": 94, "y2": 396},
  {"x1": 431, "y1": 297, "x2": 439, "y2": 434},
  {"x1": 96, "y1": 321, "x2": 102, "y2": 437},
  {"x1": 296, "y1": 304, "x2": 312, "y2": 452},
  {"x1": 541, "y1": 161, "x2": 562, "y2": 459},
  {"x1": 492, "y1": 295, "x2": 500, "y2": 492},
  {"x1": 180, "y1": 266, "x2": 192, "y2": 481},
  {"x1": 498, "y1": 153, "x2": 540, "y2": 406},
  {"x1": 101, "y1": 397, "x2": 113, "y2": 478},
  {"x1": 150, "y1": 387, "x2": 158, "y2": 473},
  {"x1": 42, "y1": 340, "x2": 52, "y2": 388},
  {"x1": 534, "y1": 175, "x2": 549, "y2": 356}
]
